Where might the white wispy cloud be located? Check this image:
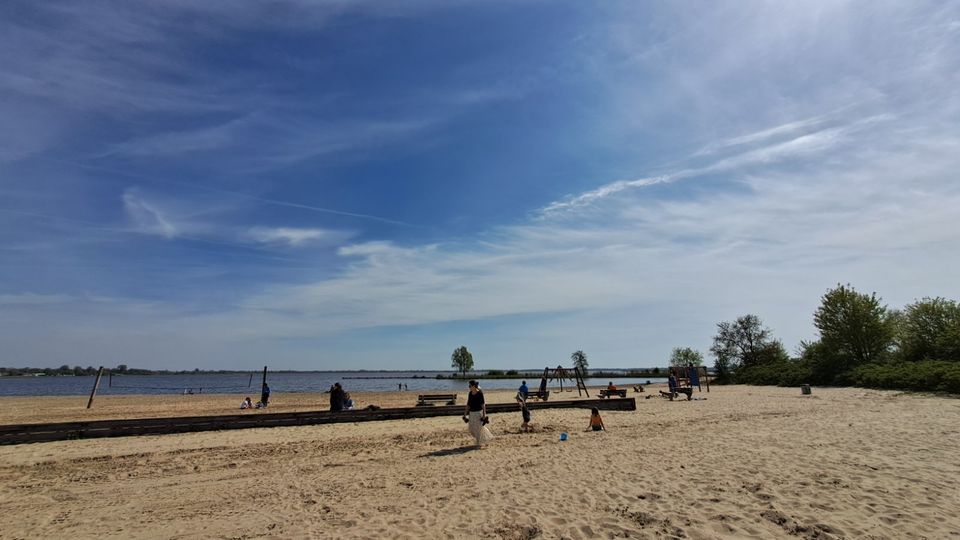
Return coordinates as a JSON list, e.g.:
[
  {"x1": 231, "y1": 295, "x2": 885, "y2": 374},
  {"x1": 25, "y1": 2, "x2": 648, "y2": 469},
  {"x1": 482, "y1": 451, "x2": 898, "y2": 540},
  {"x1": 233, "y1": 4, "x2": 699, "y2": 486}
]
[
  {"x1": 122, "y1": 189, "x2": 177, "y2": 239},
  {"x1": 245, "y1": 227, "x2": 344, "y2": 247},
  {"x1": 541, "y1": 114, "x2": 896, "y2": 215}
]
